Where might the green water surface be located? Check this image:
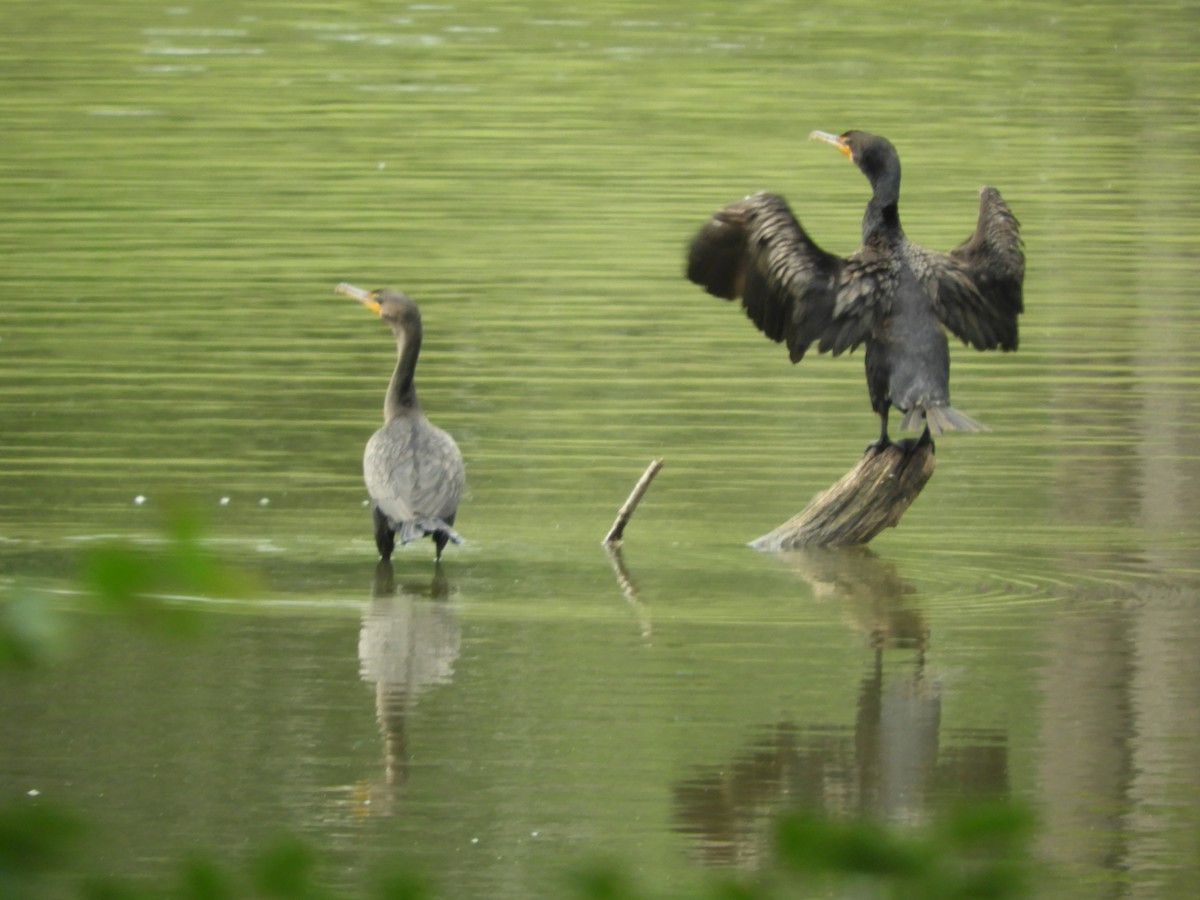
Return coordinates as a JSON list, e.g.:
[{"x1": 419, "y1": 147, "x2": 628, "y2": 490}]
[{"x1": 2, "y1": 1, "x2": 1198, "y2": 897}]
